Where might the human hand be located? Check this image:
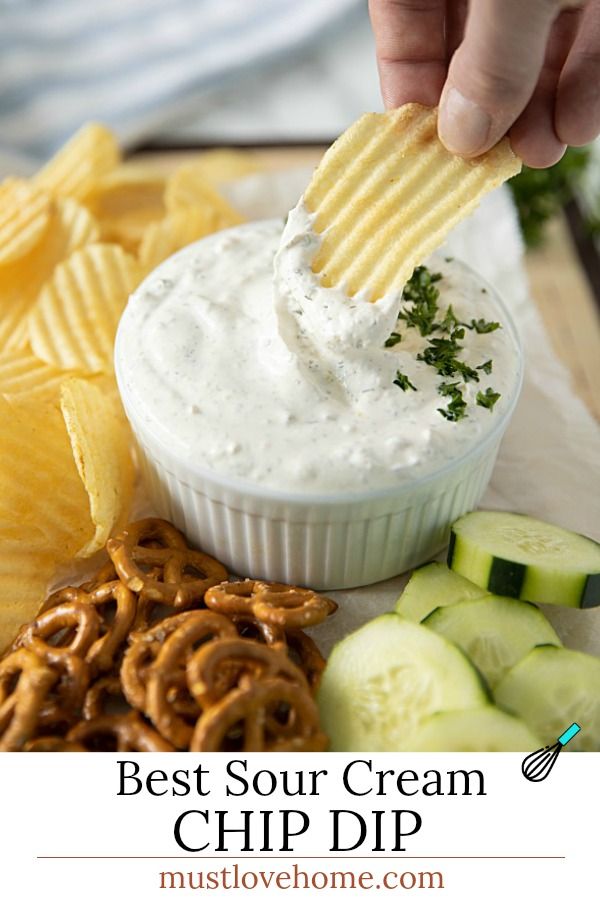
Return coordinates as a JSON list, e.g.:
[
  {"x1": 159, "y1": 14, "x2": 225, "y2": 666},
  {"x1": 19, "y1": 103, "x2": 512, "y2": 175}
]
[{"x1": 369, "y1": 0, "x2": 600, "y2": 167}]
